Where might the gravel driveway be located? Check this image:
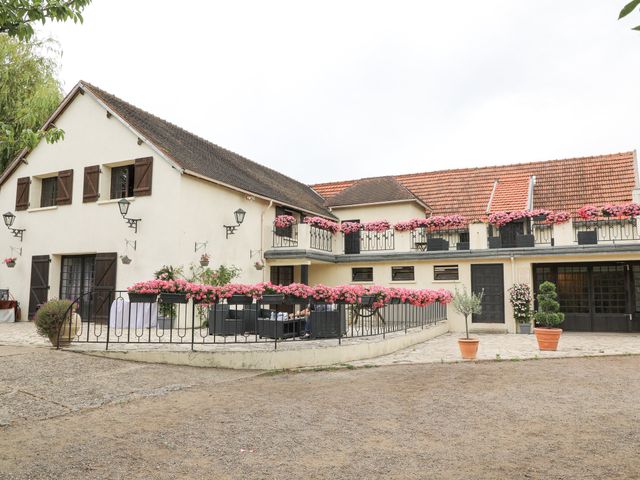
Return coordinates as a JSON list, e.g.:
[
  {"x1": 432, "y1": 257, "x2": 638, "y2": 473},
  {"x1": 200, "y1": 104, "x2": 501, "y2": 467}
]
[{"x1": 1, "y1": 346, "x2": 639, "y2": 479}]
